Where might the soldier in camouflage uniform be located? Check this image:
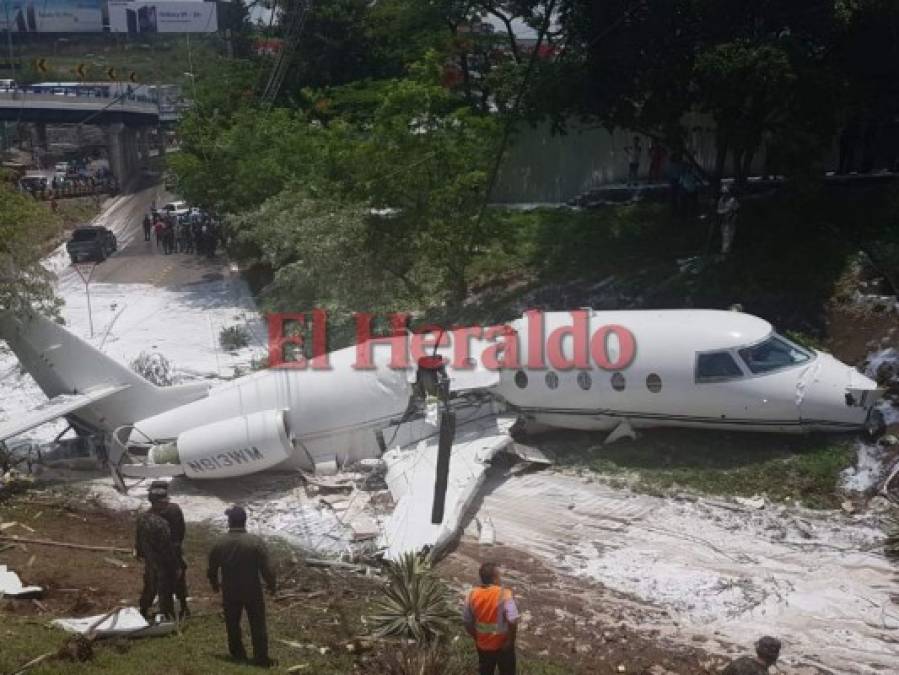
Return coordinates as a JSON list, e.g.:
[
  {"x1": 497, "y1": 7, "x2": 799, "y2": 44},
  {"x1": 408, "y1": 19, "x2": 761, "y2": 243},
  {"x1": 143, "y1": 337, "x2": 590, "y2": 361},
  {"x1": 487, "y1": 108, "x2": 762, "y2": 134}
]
[
  {"x1": 143, "y1": 481, "x2": 190, "y2": 619},
  {"x1": 207, "y1": 505, "x2": 277, "y2": 667},
  {"x1": 721, "y1": 636, "x2": 781, "y2": 674},
  {"x1": 135, "y1": 483, "x2": 180, "y2": 621}
]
